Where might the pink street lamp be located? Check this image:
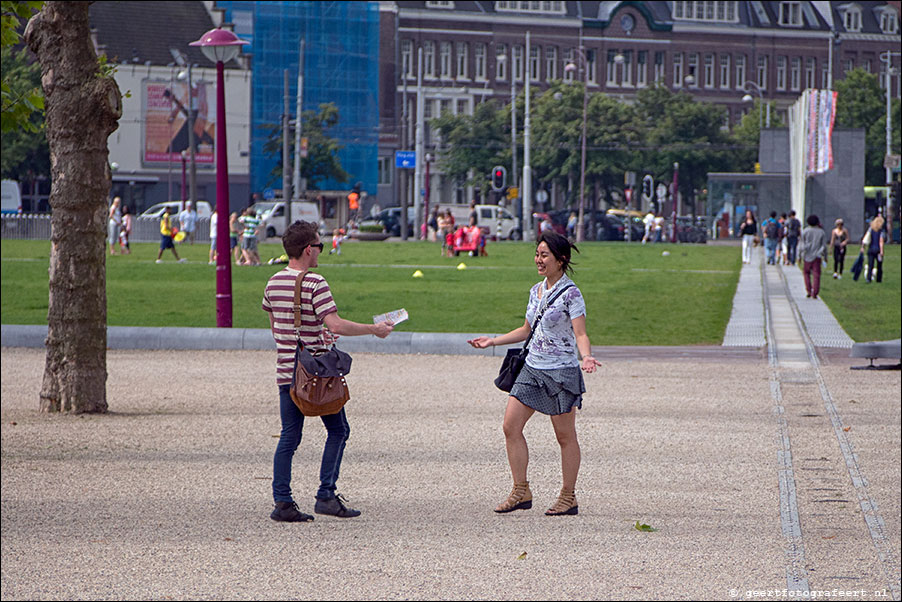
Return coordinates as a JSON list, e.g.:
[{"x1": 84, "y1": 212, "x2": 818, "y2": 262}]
[{"x1": 190, "y1": 28, "x2": 248, "y2": 328}]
